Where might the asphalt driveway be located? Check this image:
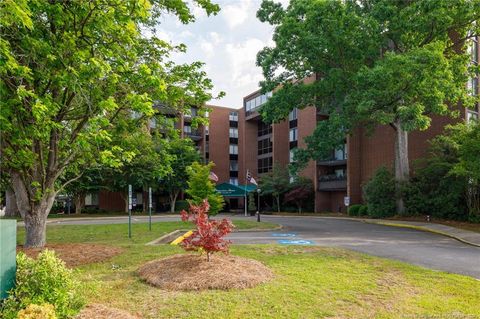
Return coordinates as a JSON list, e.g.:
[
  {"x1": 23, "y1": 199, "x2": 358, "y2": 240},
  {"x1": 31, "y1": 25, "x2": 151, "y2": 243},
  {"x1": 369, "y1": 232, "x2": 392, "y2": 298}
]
[
  {"x1": 37, "y1": 214, "x2": 480, "y2": 278},
  {"x1": 228, "y1": 215, "x2": 480, "y2": 279}
]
